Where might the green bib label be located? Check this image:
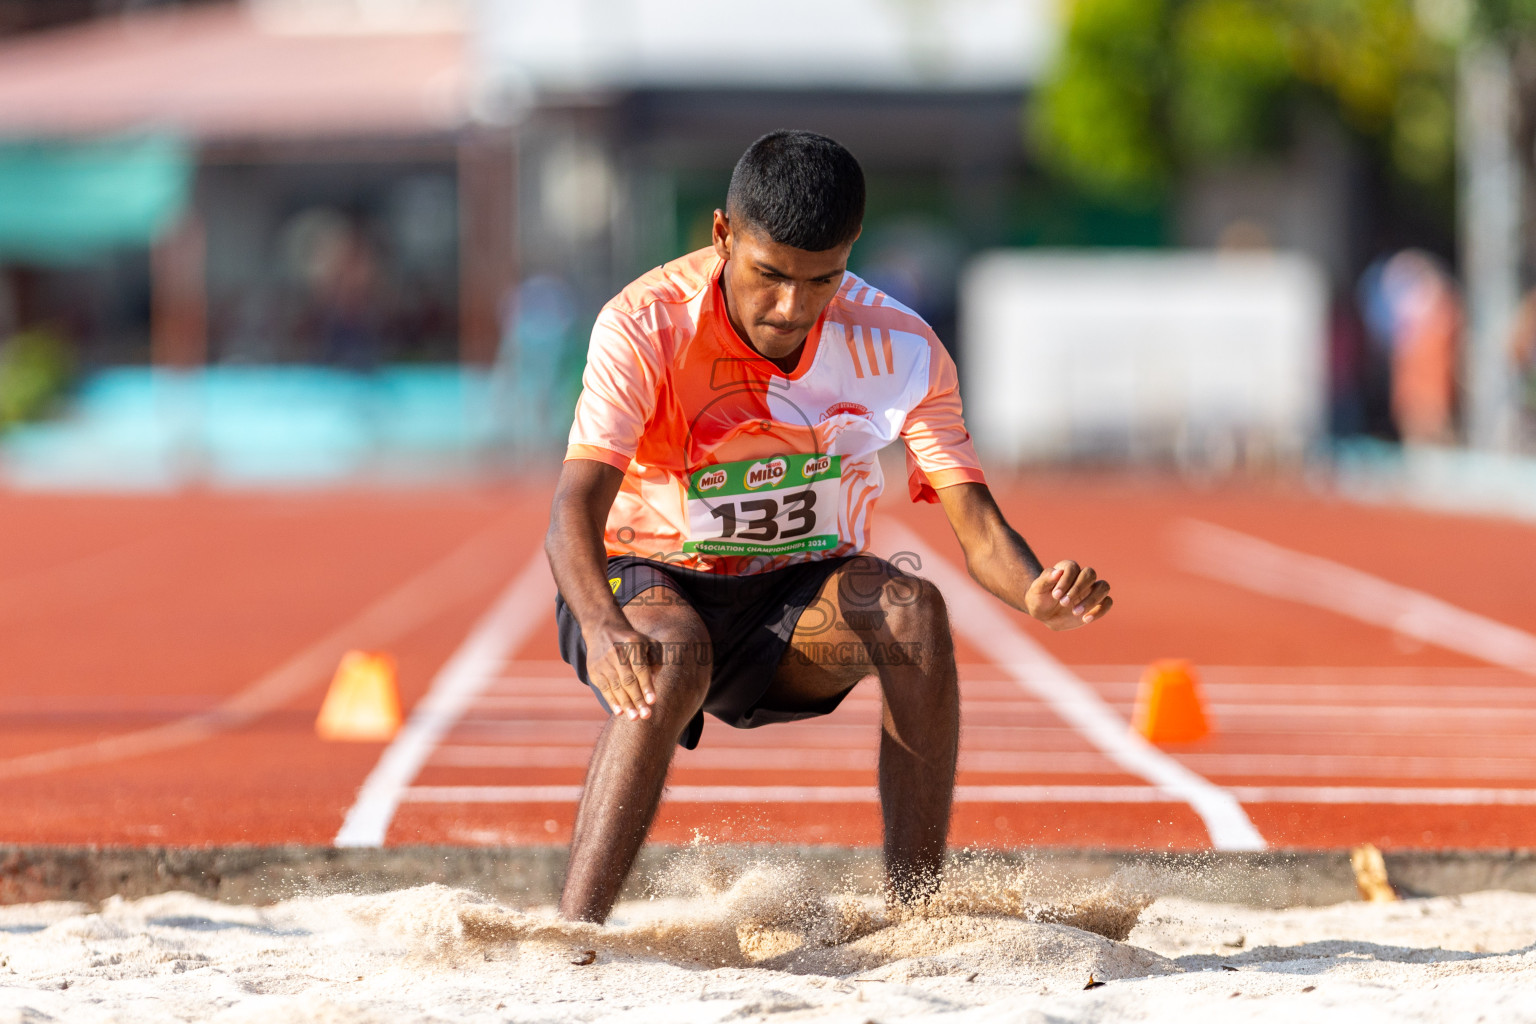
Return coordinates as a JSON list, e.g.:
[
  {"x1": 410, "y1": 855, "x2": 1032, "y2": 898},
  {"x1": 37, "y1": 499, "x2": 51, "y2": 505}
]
[{"x1": 684, "y1": 452, "x2": 842, "y2": 555}]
